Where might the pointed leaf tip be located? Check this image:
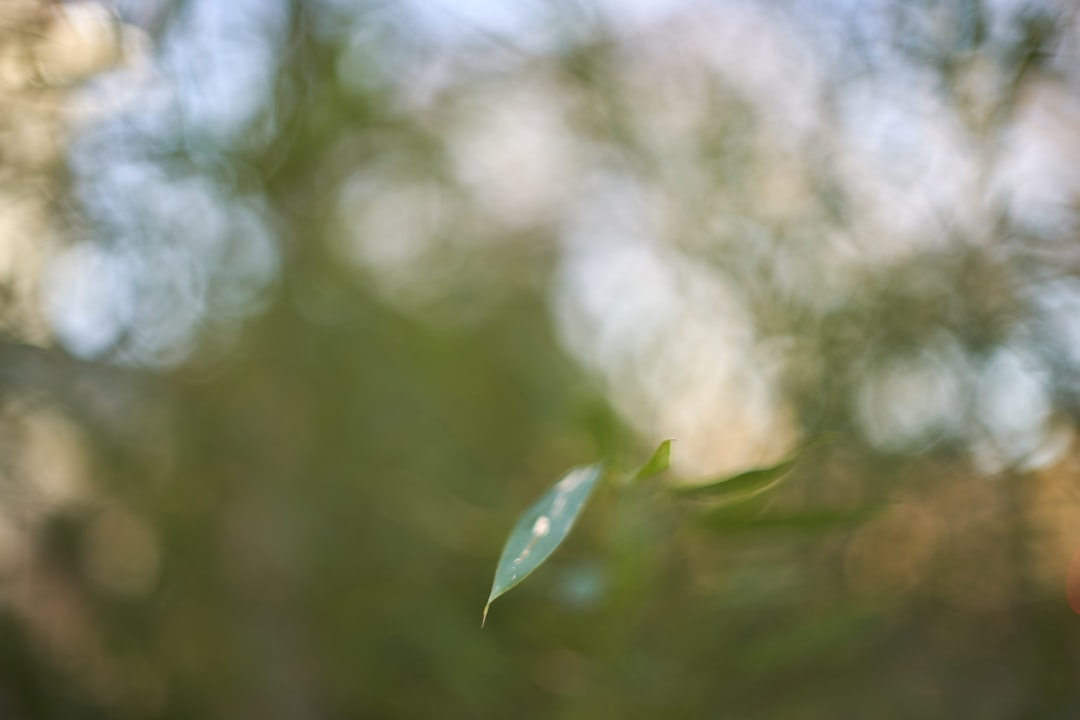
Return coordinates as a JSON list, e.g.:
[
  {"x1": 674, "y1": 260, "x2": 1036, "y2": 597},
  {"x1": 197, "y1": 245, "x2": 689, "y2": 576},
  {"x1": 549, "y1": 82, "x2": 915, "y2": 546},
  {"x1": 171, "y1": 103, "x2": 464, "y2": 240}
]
[
  {"x1": 483, "y1": 463, "x2": 604, "y2": 623},
  {"x1": 633, "y1": 439, "x2": 673, "y2": 482}
]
